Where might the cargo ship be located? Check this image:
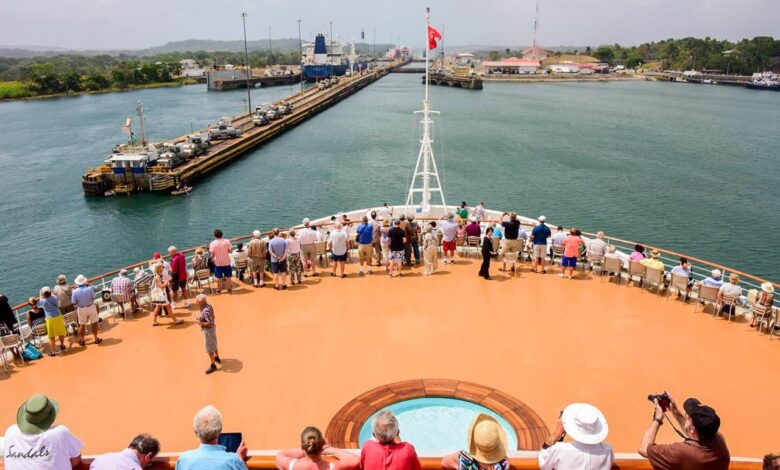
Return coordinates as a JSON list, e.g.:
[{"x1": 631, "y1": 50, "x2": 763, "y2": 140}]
[{"x1": 301, "y1": 34, "x2": 368, "y2": 81}]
